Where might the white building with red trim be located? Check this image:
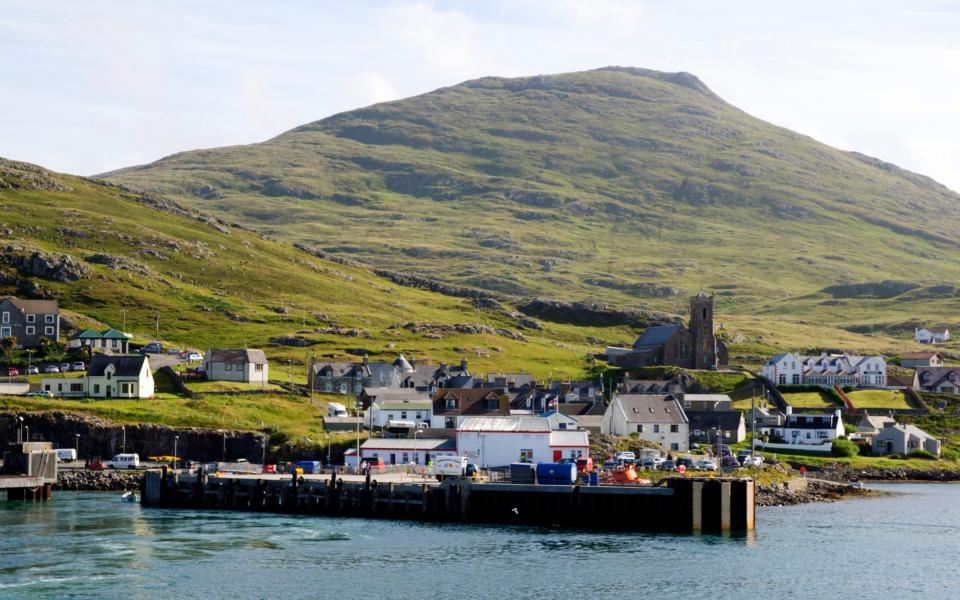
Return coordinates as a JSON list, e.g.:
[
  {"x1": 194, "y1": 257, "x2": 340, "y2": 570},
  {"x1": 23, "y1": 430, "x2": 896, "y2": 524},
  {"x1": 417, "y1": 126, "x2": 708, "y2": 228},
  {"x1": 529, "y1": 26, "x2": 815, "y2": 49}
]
[{"x1": 456, "y1": 416, "x2": 590, "y2": 467}]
